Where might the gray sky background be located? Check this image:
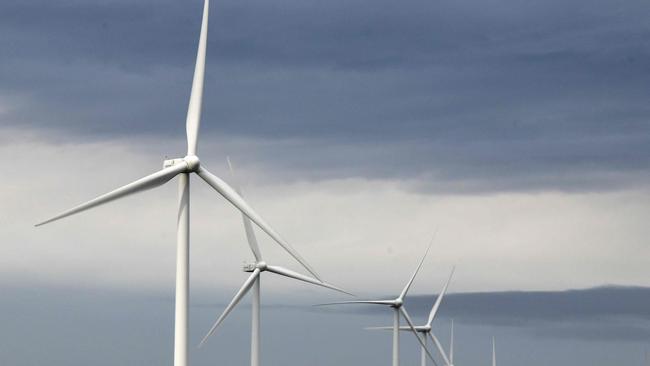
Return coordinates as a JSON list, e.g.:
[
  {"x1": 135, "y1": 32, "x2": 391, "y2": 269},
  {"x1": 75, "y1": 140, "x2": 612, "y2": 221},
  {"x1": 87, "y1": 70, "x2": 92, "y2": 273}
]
[{"x1": 1, "y1": 0, "x2": 649, "y2": 365}]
